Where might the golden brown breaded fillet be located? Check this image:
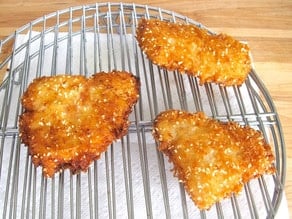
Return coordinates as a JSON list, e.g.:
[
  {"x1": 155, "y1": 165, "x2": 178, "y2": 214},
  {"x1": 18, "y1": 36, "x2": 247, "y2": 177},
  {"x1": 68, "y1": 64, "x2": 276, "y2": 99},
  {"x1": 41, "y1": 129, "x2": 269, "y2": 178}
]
[
  {"x1": 136, "y1": 19, "x2": 251, "y2": 86},
  {"x1": 152, "y1": 110, "x2": 275, "y2": 210},
  {"x1": 19, "y1": 71, "x2": 140, "y2": 177}
]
